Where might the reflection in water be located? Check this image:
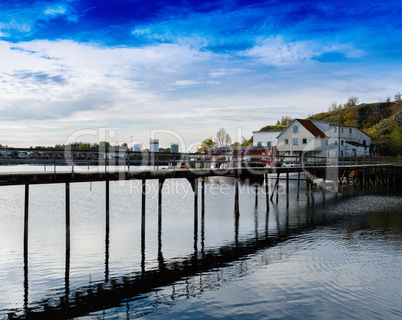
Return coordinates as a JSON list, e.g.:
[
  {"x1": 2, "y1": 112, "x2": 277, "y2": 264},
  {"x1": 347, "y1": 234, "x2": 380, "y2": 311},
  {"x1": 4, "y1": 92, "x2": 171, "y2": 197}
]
[
  {"x1": 4, "y1": 178, "x2": 402, "y2": 319},
  {"x1": 14, "y1": 202, "x2": 330, "y2": 319}
]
